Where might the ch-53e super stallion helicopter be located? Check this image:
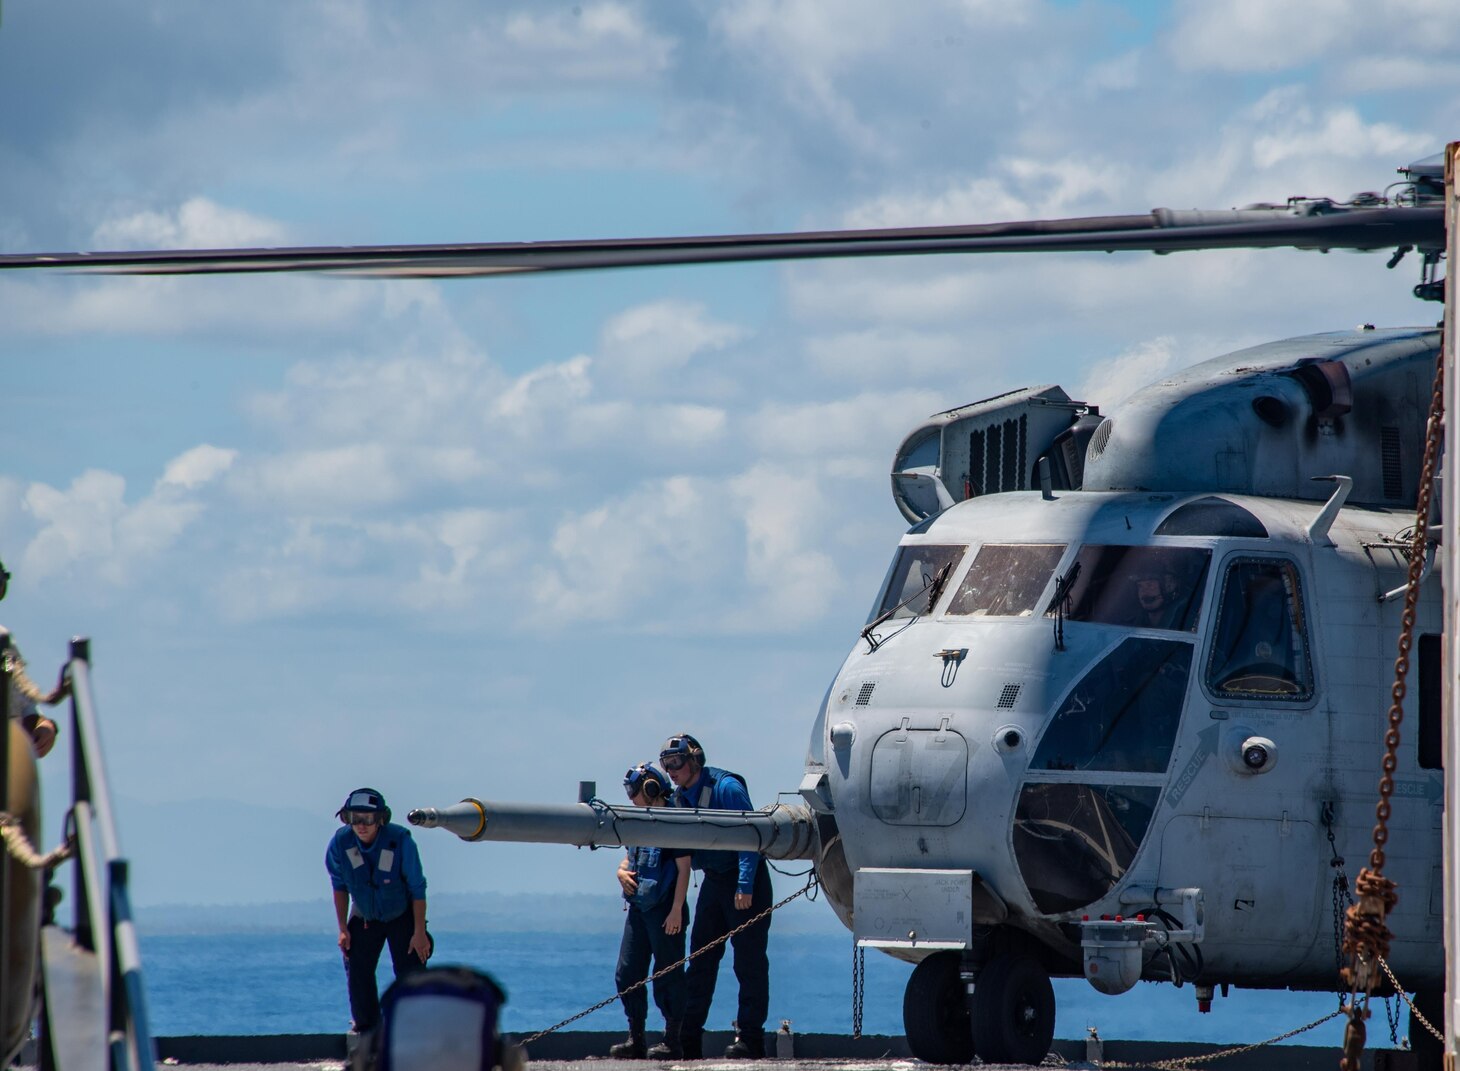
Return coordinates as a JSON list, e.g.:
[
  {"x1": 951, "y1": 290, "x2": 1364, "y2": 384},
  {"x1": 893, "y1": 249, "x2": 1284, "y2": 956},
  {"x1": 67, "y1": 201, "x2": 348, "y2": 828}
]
[{"x1": 2, "y1": 150, "x2": 1455, "y2": 1069}]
